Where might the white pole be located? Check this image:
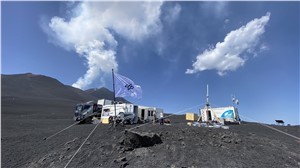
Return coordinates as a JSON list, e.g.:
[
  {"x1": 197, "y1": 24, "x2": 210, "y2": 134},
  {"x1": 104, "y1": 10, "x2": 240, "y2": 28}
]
[
  {"x1": 206, "y1": 84, "x2": 209, "y2": 107},
  {"x1": 112, "y1": 69, "x2": 117, "y2": 127}
]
